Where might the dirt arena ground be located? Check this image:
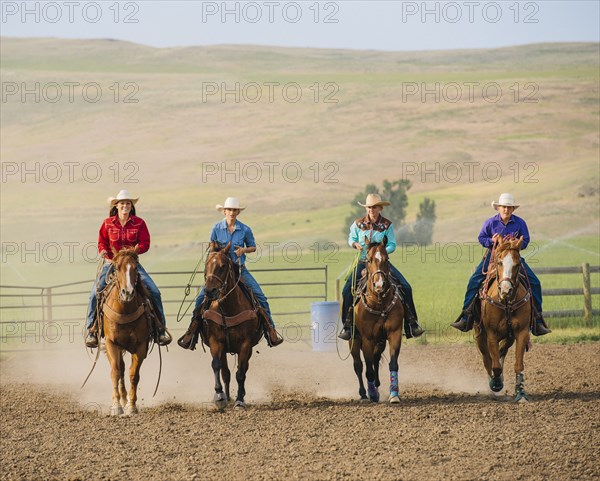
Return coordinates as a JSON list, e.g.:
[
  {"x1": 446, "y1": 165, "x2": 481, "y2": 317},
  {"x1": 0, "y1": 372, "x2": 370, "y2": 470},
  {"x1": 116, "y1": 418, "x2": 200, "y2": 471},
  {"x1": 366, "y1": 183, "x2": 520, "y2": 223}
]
[{"x1": 1, "y1": 341, "x2": 599, "y2": 481}]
